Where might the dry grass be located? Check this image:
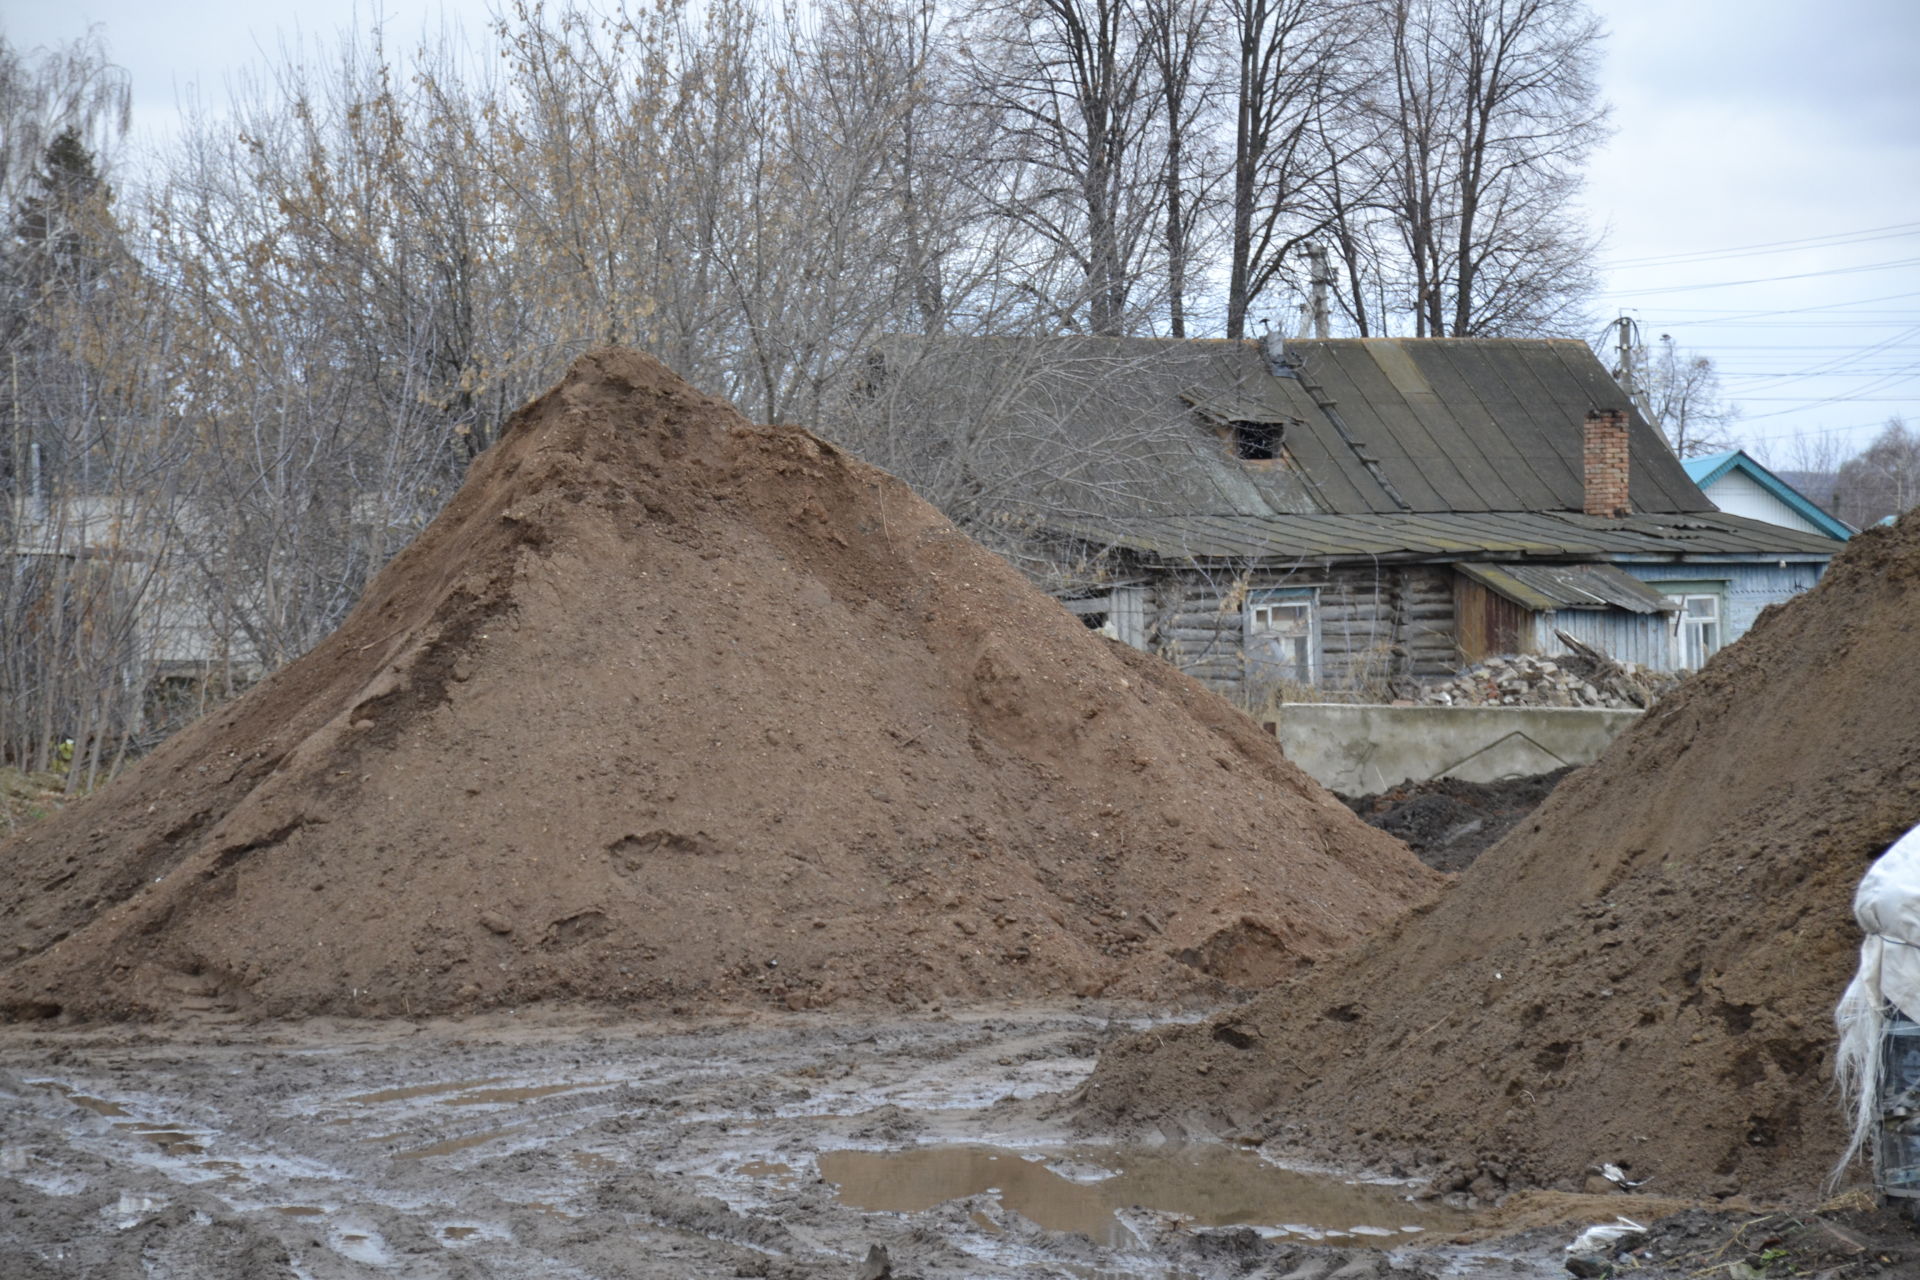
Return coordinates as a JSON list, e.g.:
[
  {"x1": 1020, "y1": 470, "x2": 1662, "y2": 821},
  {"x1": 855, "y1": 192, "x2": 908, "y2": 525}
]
[{"x1": 1, "y1": 767, "x2": 79, "y2": 834}]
